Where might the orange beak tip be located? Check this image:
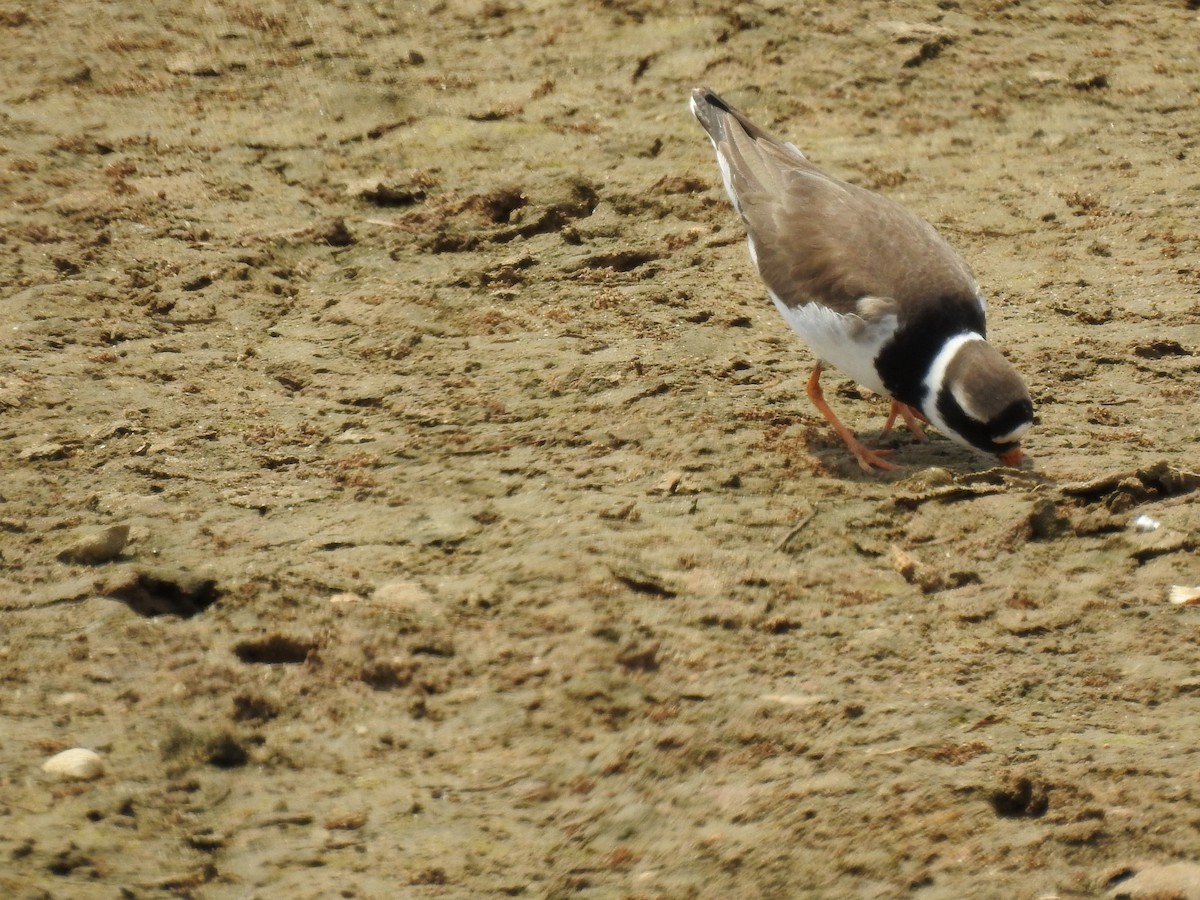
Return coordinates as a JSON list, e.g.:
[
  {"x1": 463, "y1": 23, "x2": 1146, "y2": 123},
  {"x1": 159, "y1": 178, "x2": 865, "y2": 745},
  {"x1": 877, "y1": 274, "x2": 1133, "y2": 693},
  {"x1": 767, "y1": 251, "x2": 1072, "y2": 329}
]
[{"x1": 998, "y1": 447, "x2": 1025, "y2": 467}]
